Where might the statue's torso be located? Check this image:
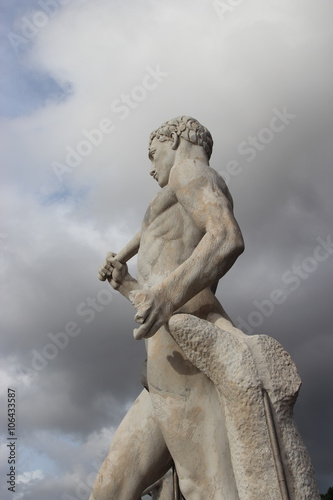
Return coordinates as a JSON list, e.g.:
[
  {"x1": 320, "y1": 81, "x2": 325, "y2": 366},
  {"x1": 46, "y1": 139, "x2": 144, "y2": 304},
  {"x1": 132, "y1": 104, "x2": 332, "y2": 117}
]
[
  {"x1": 137, "y1": 183, "x2": 226, "y2": 390},
  {"x1": 138, "y1": 184, "x2": 224, "y2": 316}
]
